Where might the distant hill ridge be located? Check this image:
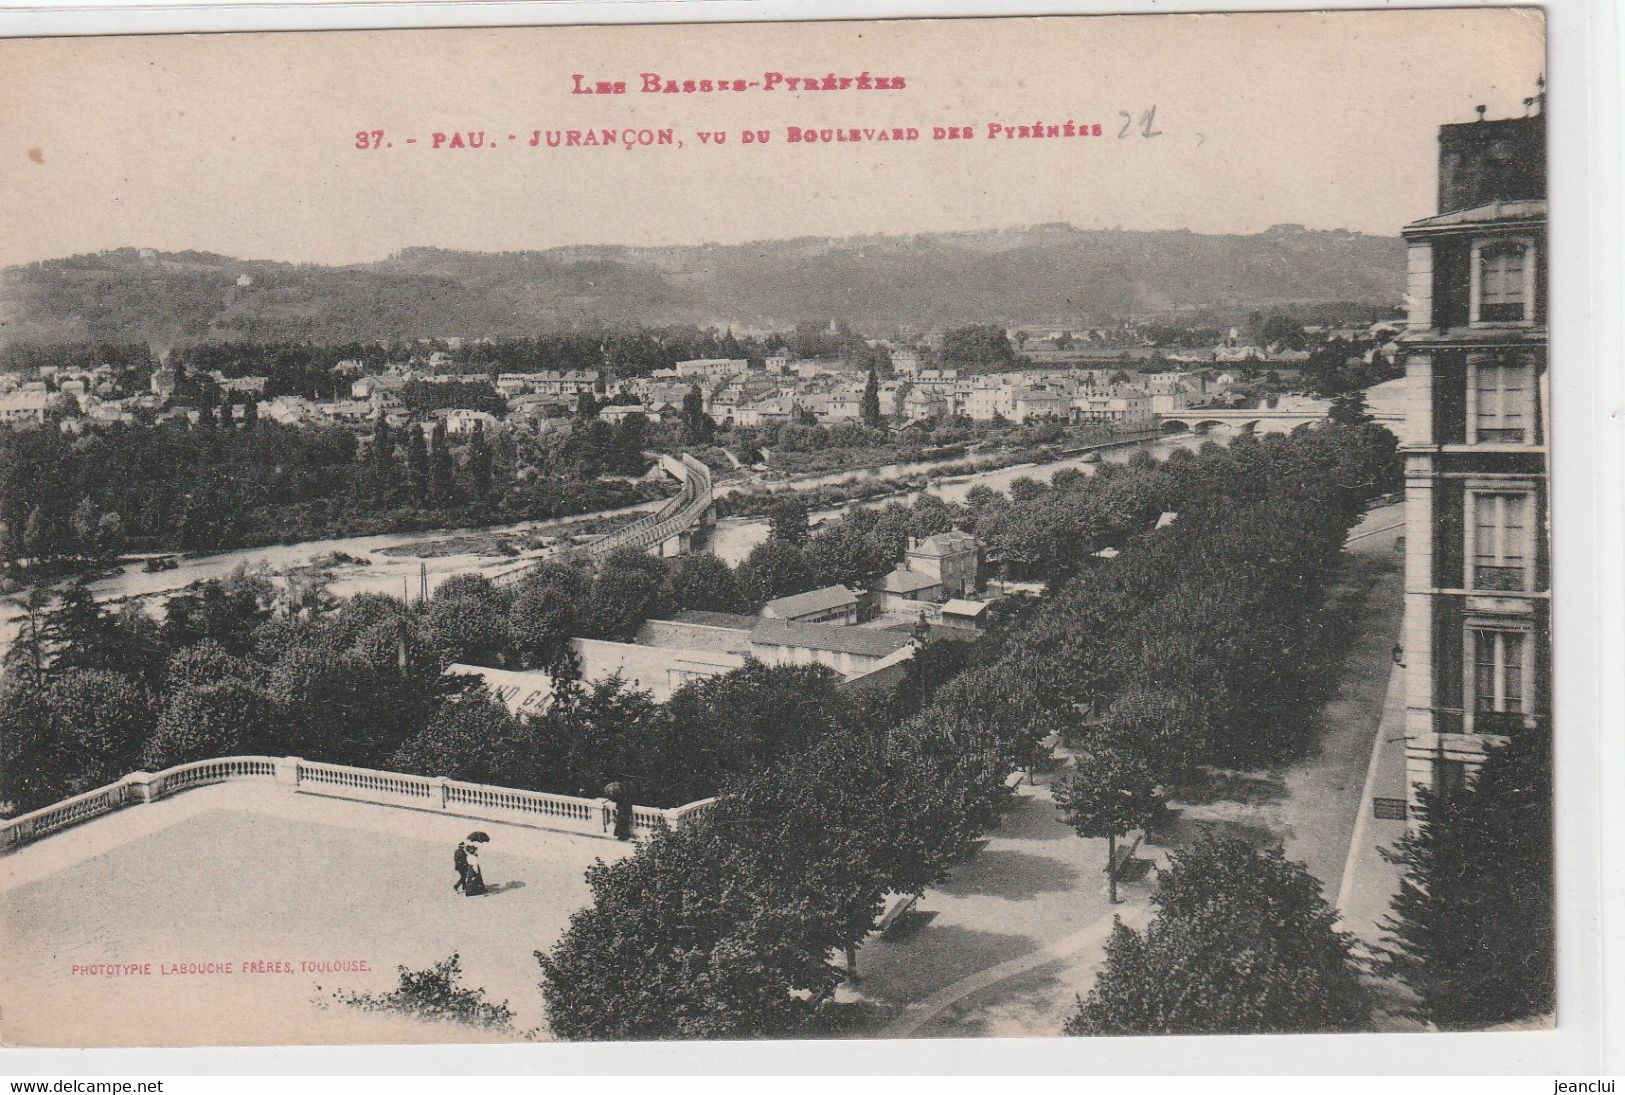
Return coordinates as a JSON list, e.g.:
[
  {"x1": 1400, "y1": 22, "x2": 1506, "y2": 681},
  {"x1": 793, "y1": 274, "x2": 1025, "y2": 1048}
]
[{"x1": 0, "y1": 223, "x2": 1404, "y2": 346}]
